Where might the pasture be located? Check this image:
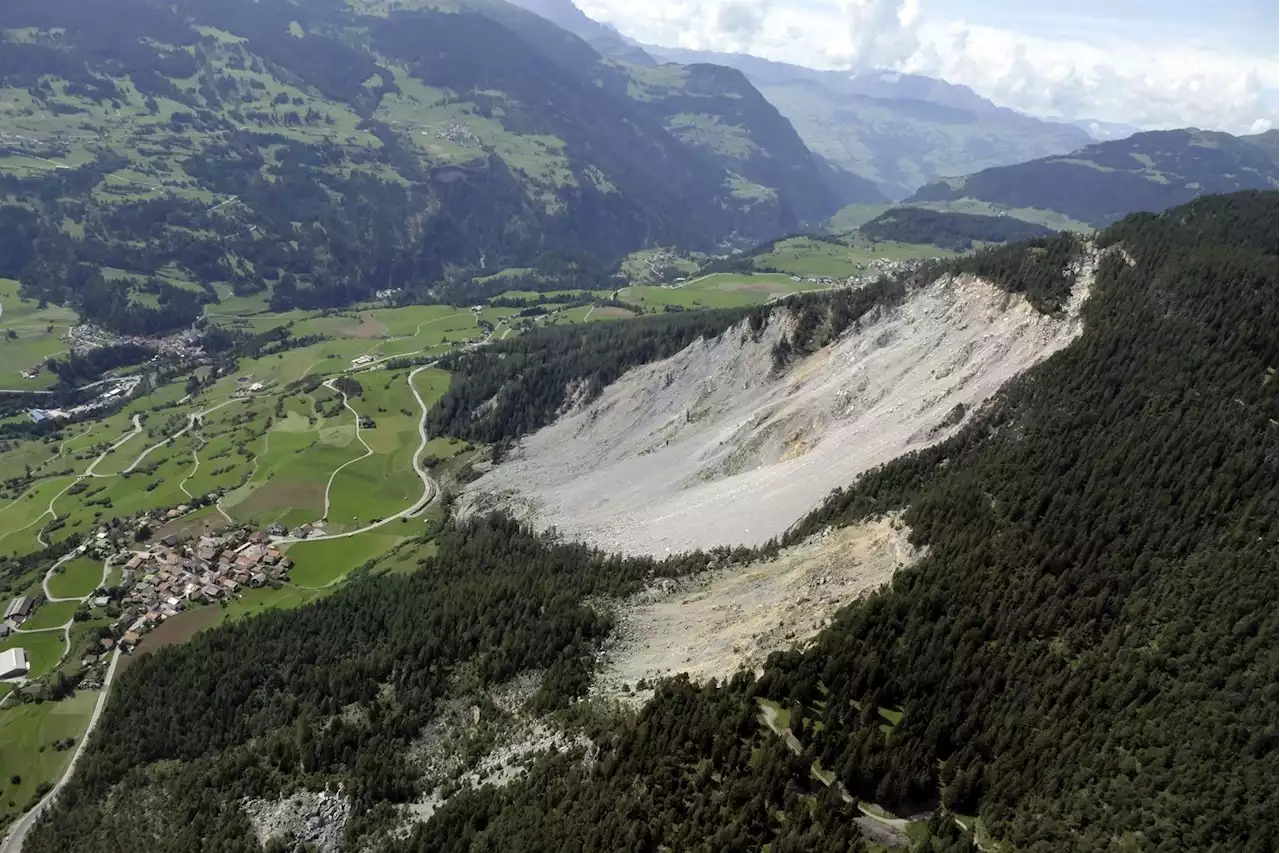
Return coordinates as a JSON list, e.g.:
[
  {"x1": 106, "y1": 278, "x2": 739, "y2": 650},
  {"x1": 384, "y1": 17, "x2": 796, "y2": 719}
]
[
  {"x1": 0, "y1": 689, "x2": 98, "y2": 829},
  {"x1": 0, "y1": 277, "x2": 77, "y2": 390},
  {"x1": 0, "y1": 629, "x2": 65, "y2": 681},
  {"x1": 286, "y1": 530, "x2": 411, "y2": 588},
  {"x1": 45, "y1": 557, "x2": 103, "y2": 599},
  {"x1": 619, "y1": 273, "x2": 828, "y2": 311}
]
